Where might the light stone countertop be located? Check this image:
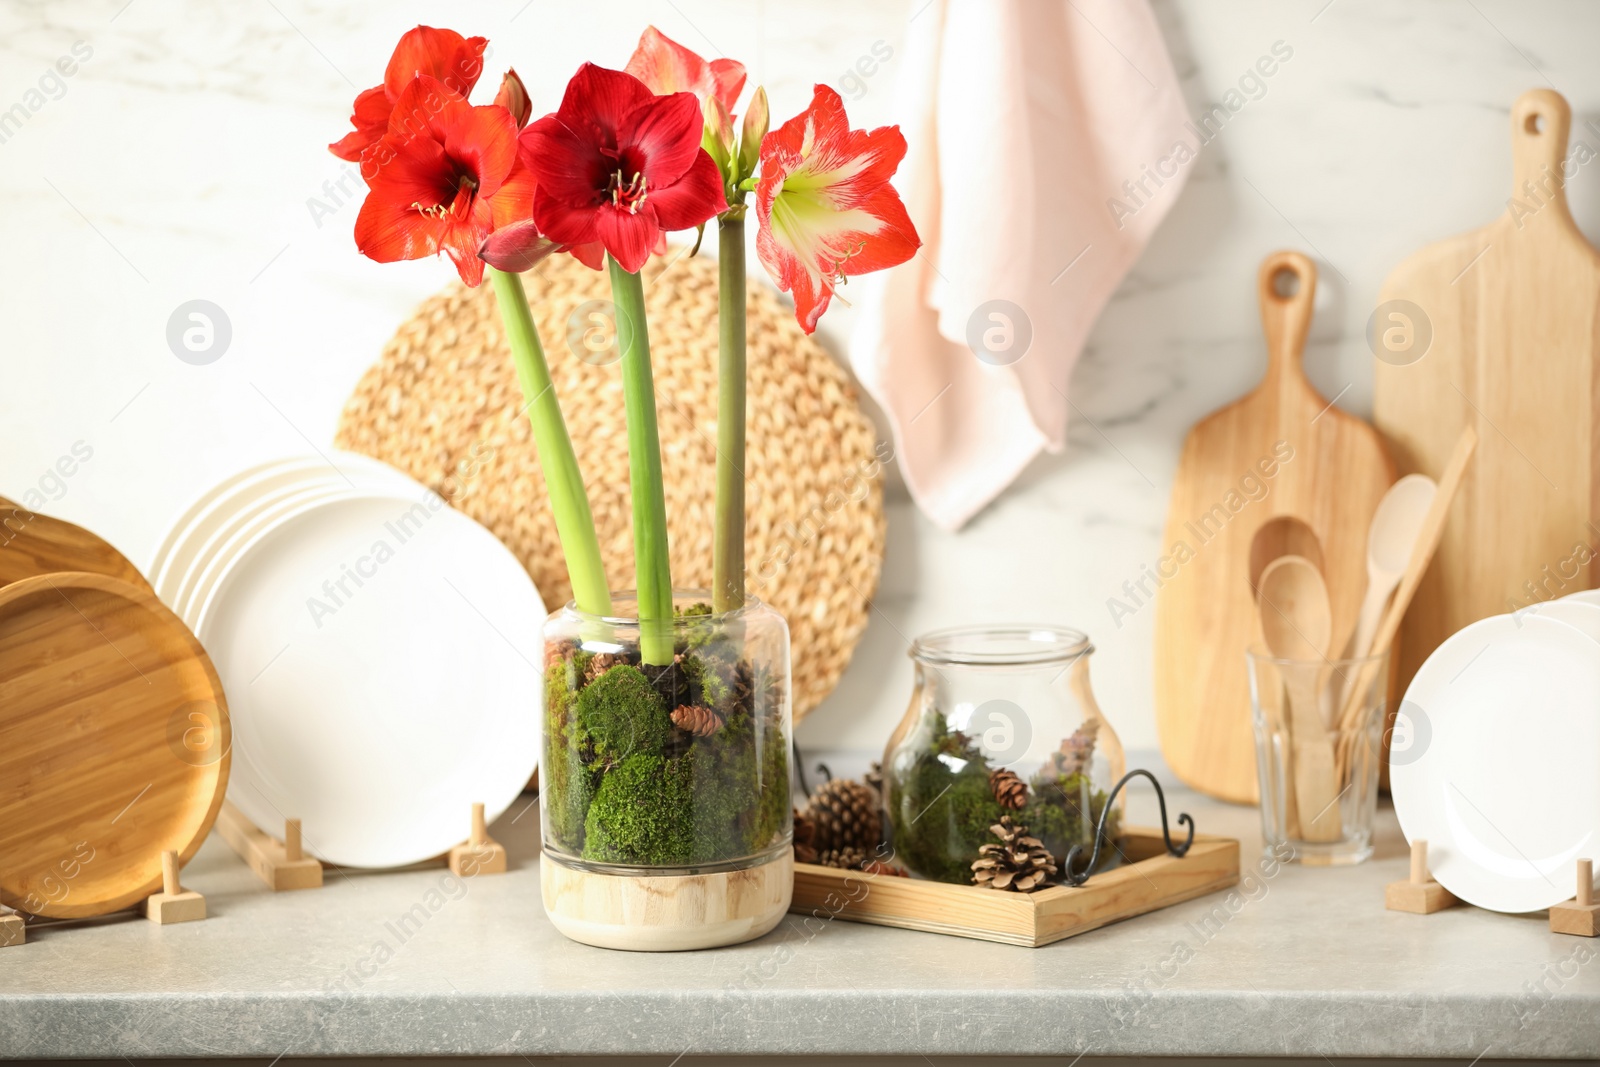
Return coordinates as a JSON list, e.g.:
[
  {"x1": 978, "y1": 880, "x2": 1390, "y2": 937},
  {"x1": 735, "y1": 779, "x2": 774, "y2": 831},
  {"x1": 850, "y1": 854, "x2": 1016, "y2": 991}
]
[{"x1": 3, "y1": 771, "x2": 1597, "y2": 1061}]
